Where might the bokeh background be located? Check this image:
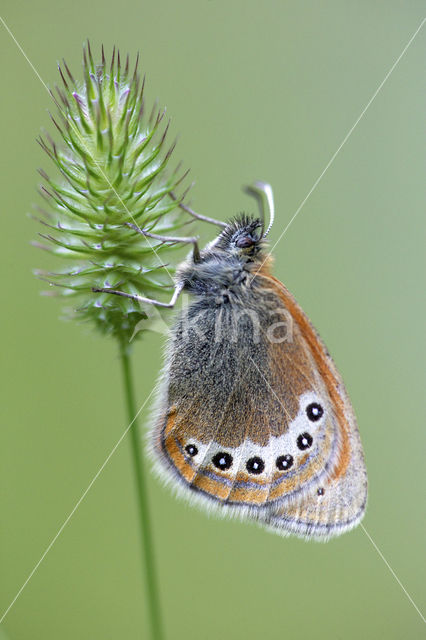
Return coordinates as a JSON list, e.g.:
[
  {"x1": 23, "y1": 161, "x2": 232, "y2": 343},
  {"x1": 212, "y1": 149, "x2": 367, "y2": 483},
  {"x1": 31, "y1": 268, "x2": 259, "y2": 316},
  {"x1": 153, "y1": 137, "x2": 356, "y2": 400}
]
[{"x1": 1, "y1": 2, "x2": 425, "y2": 639}]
